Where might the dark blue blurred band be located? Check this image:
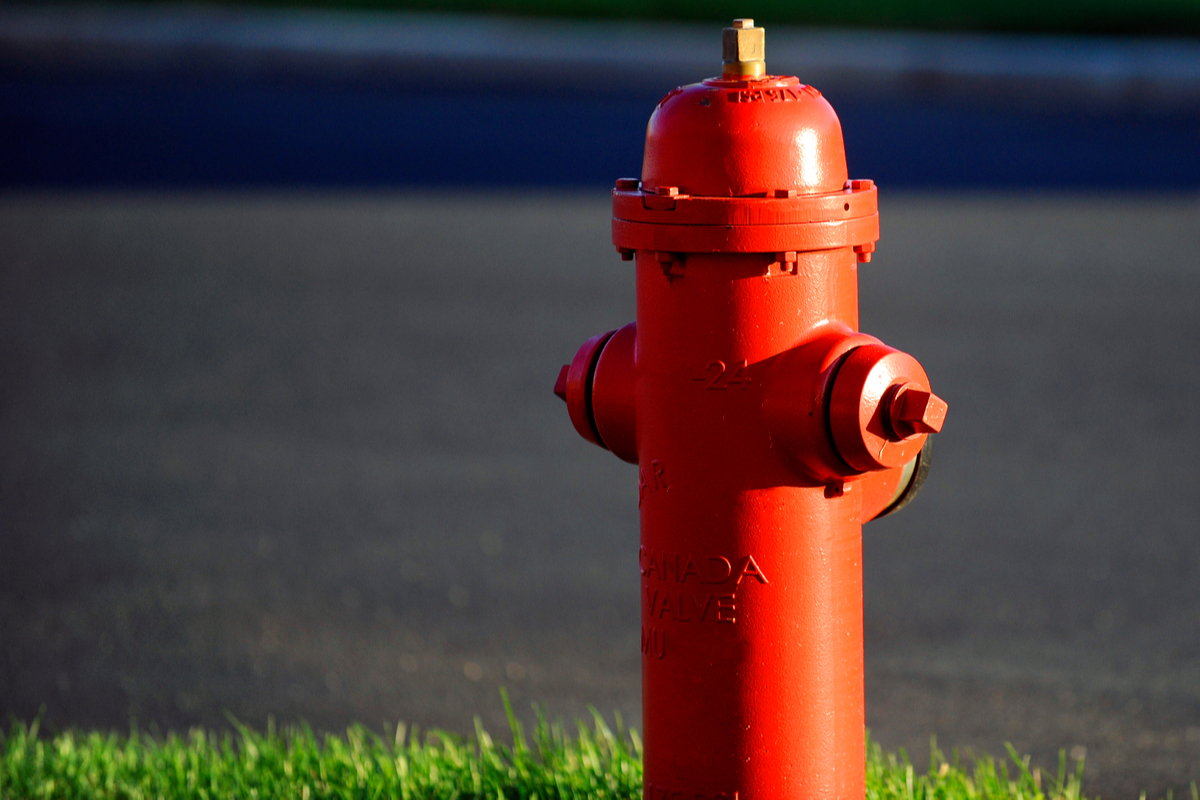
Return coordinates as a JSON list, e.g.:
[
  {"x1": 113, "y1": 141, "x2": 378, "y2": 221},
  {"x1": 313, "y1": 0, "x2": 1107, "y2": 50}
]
[{"x1": 3, "y1": 5, "x2": 1199, "y2": 189}]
